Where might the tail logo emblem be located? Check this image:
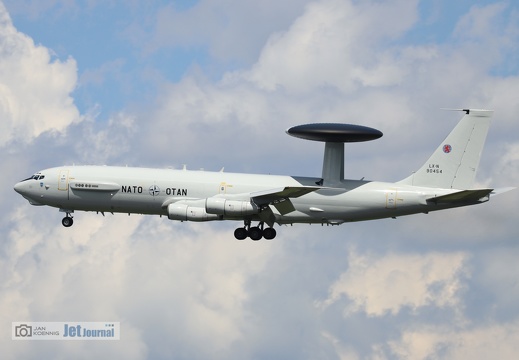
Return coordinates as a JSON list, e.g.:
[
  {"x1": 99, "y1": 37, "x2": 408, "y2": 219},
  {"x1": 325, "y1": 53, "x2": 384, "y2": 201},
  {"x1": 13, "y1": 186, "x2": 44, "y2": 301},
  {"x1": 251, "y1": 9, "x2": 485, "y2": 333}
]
[{"x1": 443, "y1": 144, "x2": 452, "y2": 154}]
